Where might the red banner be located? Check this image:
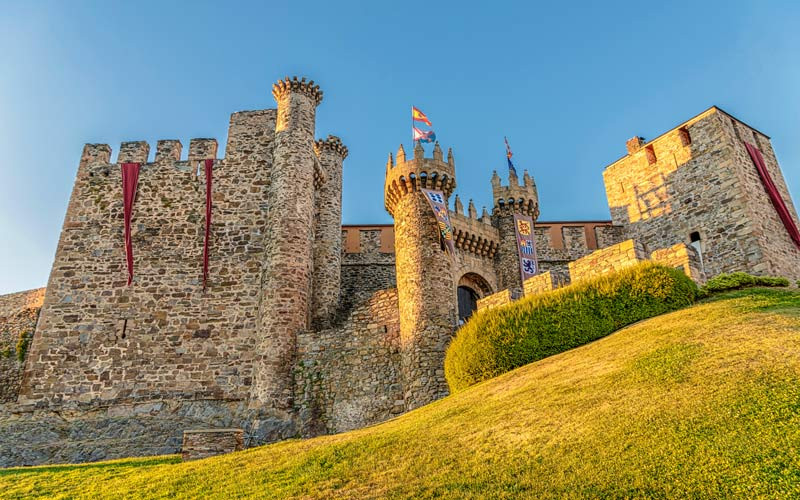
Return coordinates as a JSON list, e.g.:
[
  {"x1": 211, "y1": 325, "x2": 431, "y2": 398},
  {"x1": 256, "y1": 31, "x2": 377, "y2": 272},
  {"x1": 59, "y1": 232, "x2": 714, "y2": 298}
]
[
  {"x1": 513, "y1": 213, "x2": 538, "y2": 288},
  {"x1": 202, "y1": 159, "x2": 214, "y2": 289},
  {"x1": 121, "y1": 162, "x2": 140, "y2": 285},
  {"x1": 744, "y1": 142, "x2": 800, "y2": 249}
]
